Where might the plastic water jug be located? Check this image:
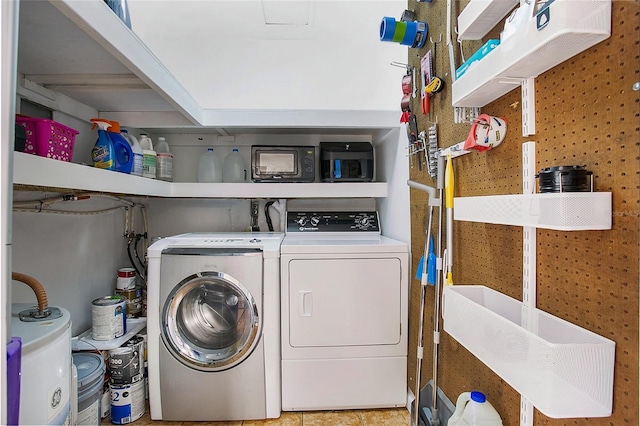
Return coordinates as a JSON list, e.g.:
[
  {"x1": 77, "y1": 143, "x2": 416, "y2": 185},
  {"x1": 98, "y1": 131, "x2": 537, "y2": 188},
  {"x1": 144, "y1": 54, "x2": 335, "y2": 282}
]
[
  {"x1": 447, "y1": 391, "x2": 503, "y2": 426},
  {"x1": 155, "y1": 137, "x2": 173, "y2": 182},
  {"x1": 139, "y1": 134, "x2": 156, "y2": 179},
  {"x1": 222, "y1": 148, "x2": 246, "y2": 182},
  {"x1": 197, "y1": 147, "x2": 222, "y2": 183}
]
